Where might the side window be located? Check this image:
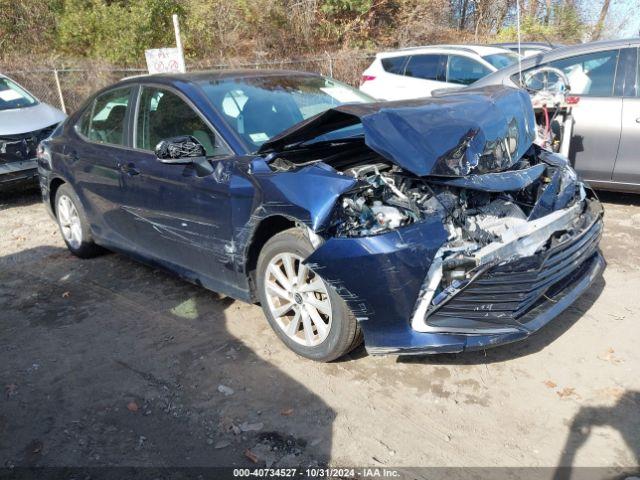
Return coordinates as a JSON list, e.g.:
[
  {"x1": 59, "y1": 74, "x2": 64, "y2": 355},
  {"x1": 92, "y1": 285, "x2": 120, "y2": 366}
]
[
  {"x1": 520, "y1": 49, "x2": 620, "y2": 96},
  {"x1": 446, "y1": 55, "x2": 491, "y2": 85},
  {"x1": 136, "y1": 87, "x2": 230, "y2": 156},
  {"x1": 76, "y1": 88, "x2": 131, "y2": 146},
  {"x1": 614, "y1": 47, "x2": 638, "y2": 97},
  {"x1": 381, "y1": 56, "x2": 408, "y2": 75},
  {"x1": 404, "y1": 55, "x2": 446, "y2": 81}
]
